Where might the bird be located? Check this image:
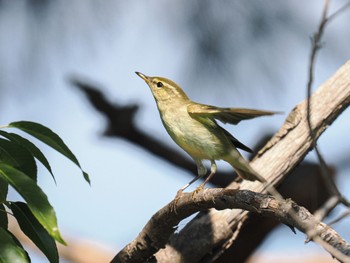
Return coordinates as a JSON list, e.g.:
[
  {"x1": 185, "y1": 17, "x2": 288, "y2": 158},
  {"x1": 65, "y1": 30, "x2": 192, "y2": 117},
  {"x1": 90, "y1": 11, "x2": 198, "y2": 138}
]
[{"x1": 136, "y1": 72, "x2": 276, "y2": 196}]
